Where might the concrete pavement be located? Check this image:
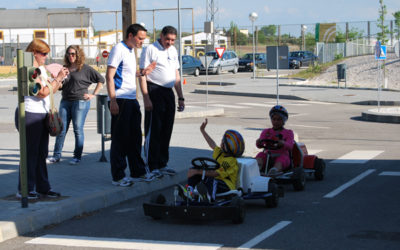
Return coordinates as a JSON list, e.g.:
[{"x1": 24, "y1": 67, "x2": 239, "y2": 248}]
[{"x1": 1, "y1": 74, "x2": 399, "y2": 242}]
